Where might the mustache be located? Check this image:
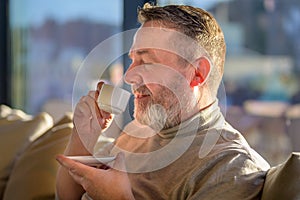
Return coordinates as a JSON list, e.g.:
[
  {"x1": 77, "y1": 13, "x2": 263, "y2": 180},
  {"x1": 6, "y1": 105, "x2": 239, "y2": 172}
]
[{"x1": 132, "y1": 85, "x2": 152, "y2": 96}]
